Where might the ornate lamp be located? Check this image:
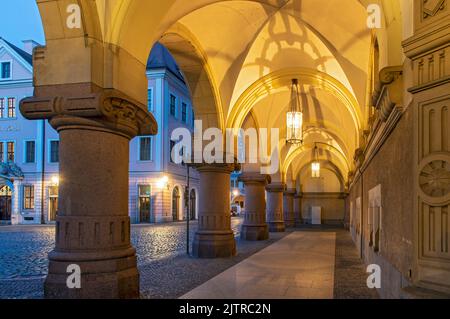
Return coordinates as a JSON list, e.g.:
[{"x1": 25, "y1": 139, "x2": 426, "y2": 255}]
[
  {"x1": 312, "y1": 144, "x2": 320, "y2": 178},
  {"x1": 286, "y1": 79, "x2": 303, "y2": 144}
]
